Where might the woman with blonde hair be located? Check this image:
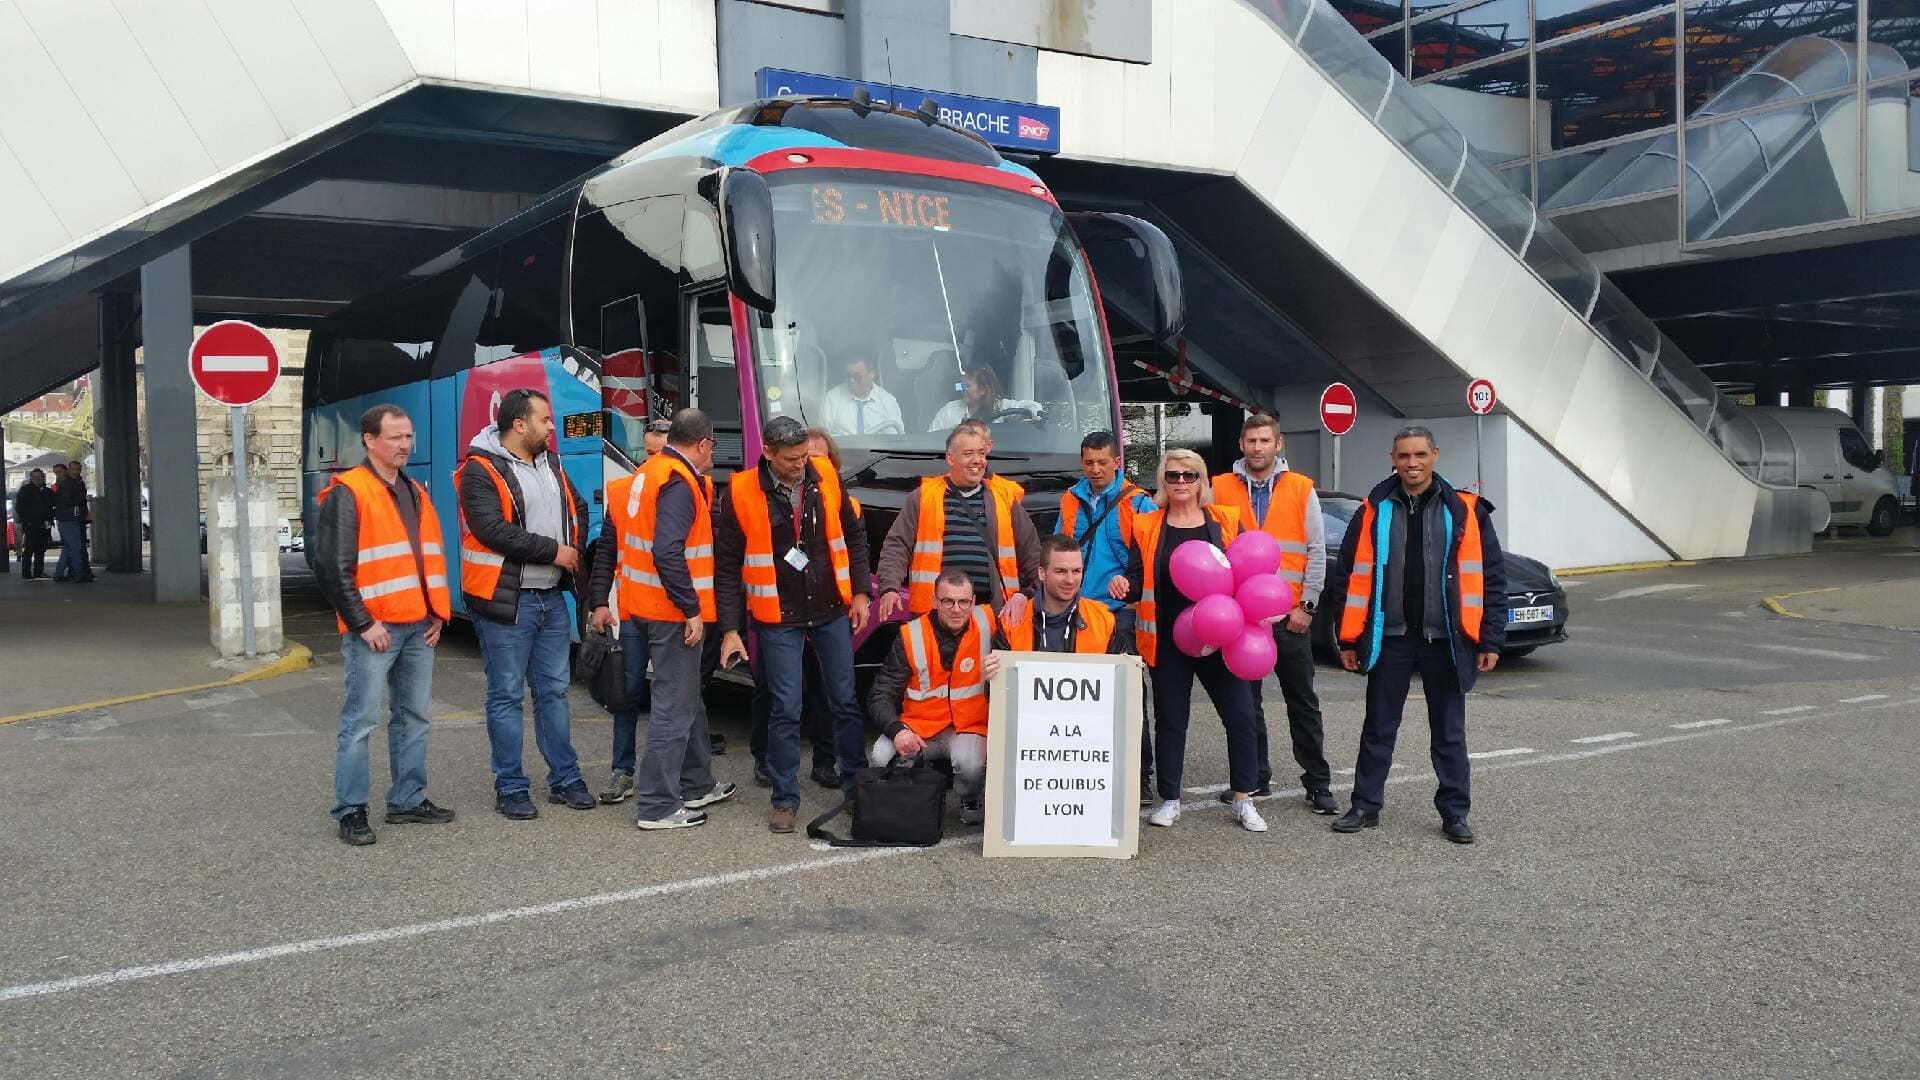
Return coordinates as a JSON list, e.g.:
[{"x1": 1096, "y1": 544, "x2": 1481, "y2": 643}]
[{"x1": 1109, "y1": 448, "x2": 1265, "y2": 832}]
